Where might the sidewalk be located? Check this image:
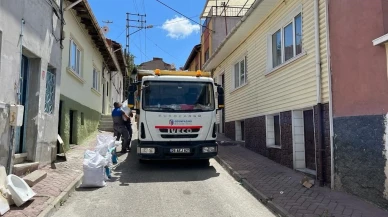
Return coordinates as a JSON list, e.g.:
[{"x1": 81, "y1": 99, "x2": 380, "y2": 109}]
[
  {"x1": 3, "y1": 131, "x2": 111, "y2": 217},
  {"x1": 215, "y1": 134, "x2": 388, "y2": 217}
]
